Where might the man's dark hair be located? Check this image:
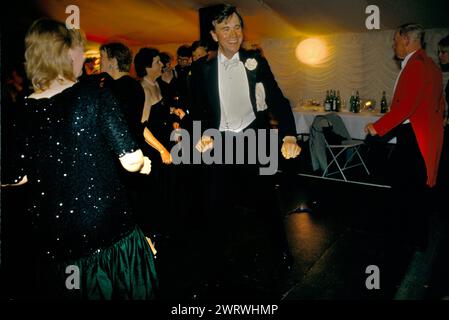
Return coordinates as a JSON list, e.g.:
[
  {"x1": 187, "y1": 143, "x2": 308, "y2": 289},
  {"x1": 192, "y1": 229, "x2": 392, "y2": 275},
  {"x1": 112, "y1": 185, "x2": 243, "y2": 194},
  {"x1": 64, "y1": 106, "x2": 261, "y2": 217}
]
[
  {"x1": 84, "y1": 57, "x2": 96, "y2": 64},
  {"x1": 99, "y1": 42, "x2": 132, "y2": 72},
  {"x1": 159, "y1": 52, "x2": 173, "y2": 67},
  {"x1": 134, "y1": 47, "x2": 160, "y2": 78},
  {"x1": 191, "y1": 40, "x2": 208, "y2": 52},
  {"x1": 438, "y1": 35, "x2": 449, "y2": 52},
  {"x1": 397, "y1": 23, "x2": 425, "y2": 48},
  {"x1": 210, "y1": 4, "x2": 244, "y2": 31},
  {"x1": 177, "y1": 45, "x2": 192, "y2": 58}
]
